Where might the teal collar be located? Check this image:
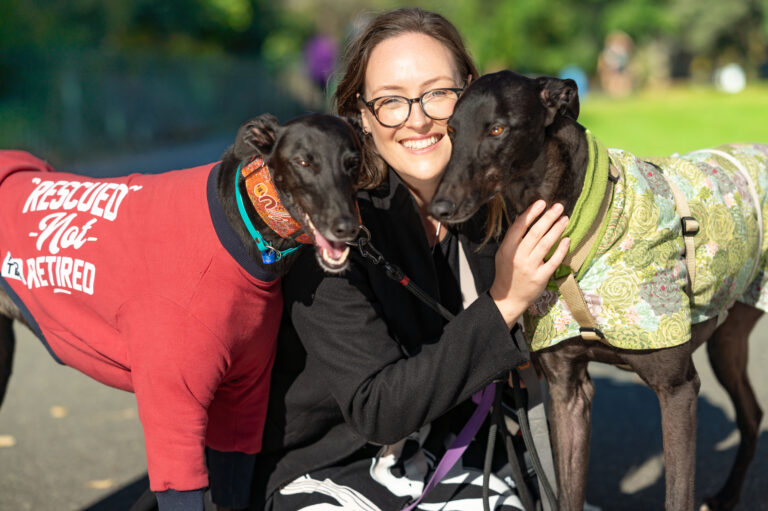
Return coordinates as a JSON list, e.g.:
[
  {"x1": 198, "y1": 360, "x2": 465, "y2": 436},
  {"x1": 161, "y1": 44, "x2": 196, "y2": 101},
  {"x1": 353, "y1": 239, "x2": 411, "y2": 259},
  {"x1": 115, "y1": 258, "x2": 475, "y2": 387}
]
[{"x1": 235, "y1": 161, "x2": 302, "y2": 264}]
